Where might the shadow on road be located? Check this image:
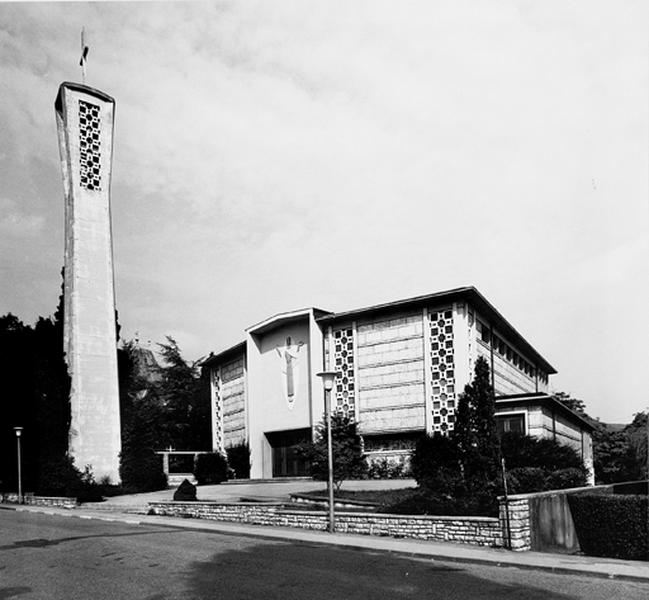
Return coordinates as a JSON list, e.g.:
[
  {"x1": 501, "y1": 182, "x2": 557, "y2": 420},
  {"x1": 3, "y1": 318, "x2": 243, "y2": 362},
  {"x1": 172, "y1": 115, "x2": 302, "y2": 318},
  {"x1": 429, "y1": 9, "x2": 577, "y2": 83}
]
[
  {"x1": 184, "y1": 540, "x2": 577, "y2": 600},
  {"x1": 0, "y1": 529, "x2": 175, "y2": 551},
  {"x1": 0, "y1": 587, "x2": 32, "y2": 599}
]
